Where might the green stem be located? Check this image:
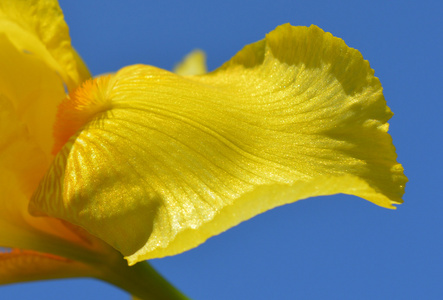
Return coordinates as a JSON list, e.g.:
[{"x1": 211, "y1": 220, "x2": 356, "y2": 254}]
[
  {"x1": 29, "y1": 231, "x2": 190, "y2": 299},
  {"x1": 97, "y1": 256, "x2": 190, "y2": 300}
]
